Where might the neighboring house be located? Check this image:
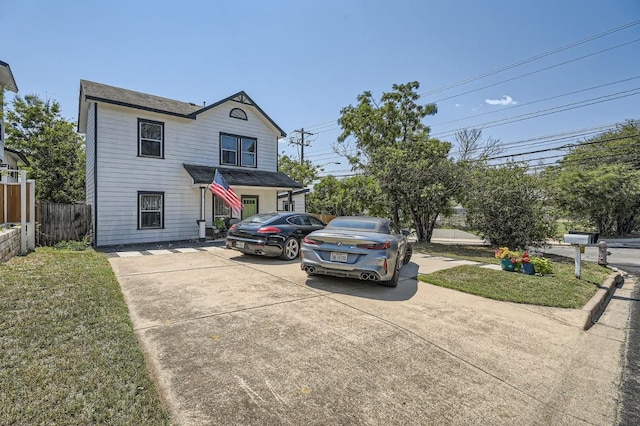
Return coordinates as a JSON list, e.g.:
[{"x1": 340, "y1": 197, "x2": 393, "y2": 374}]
[
  {"x1": 3, "y1": 147, "x2": 29, "y2": 170},
  {"x1": 0, "y1": 60, "x2": 19, "y2": 168},
  {"x1": 77, "y1": 80, "x2": 302, "y2": 247},
  {"x1": 1, "y1": 60, "x2": 28, "y2": 183},
  {"x1": 277, "y1": 188, "x2": 309, "y2": 213}
]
